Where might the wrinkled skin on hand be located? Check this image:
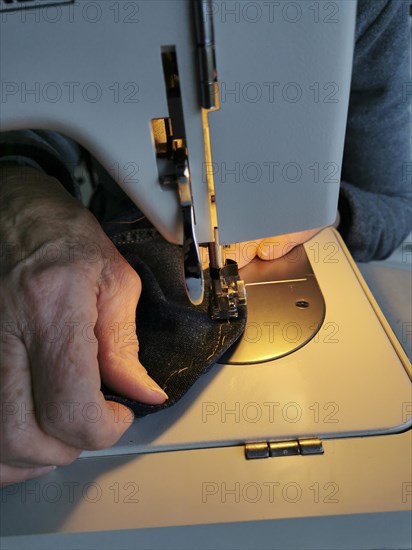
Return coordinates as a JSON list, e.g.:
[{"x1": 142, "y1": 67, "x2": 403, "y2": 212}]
[{"x1": 0, "y1": 166, "x2": 167, "y2": 486}]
